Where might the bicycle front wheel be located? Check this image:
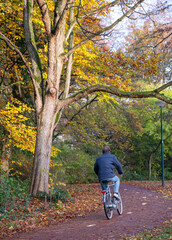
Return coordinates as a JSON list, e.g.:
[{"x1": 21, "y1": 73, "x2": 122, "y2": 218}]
[
  {"x1": 116, "y1": 194, "x2": 123, "y2": 215},
  {"x1": 104, "y1": 193, "x2": 113, "y2": 220}
]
